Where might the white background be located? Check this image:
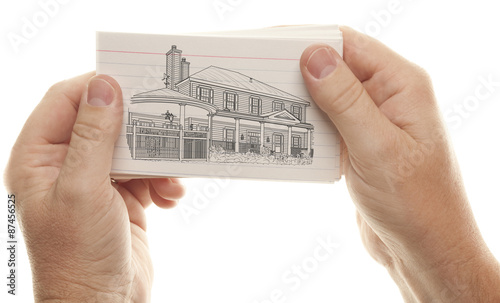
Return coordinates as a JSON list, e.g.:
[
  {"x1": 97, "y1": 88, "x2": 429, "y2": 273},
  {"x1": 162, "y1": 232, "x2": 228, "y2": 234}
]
[{"x1": 1, "y1": 0, "x2": 500, "y2": 302}]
